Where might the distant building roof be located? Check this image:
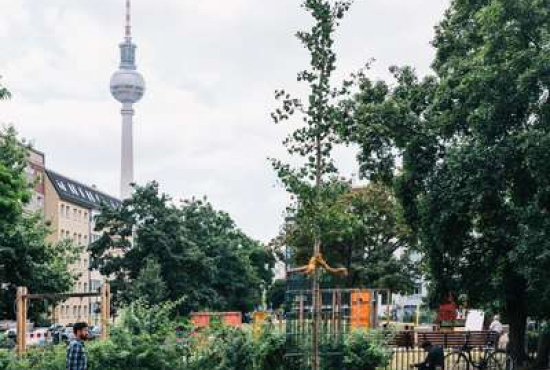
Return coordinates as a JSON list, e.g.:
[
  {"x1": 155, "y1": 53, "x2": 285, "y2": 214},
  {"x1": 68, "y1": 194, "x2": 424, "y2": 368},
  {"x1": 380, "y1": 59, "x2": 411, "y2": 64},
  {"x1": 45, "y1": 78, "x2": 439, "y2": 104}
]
[{"x1": 46, "y1": 169, "x2": 121, "y2": 210}]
